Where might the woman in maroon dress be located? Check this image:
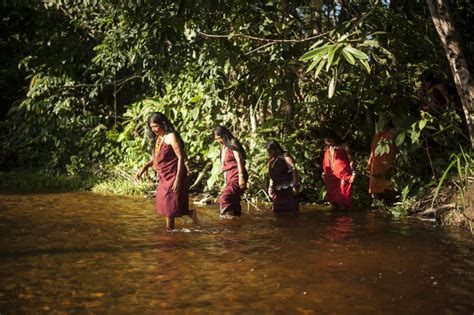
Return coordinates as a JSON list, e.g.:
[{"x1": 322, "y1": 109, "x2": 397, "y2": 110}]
[
  {"x1": 214, "y1": 126, "x2": 248, "y2": 218},
  {"x1": 266, "y1": 141, "x2": 299, "y2": 213},
  {"x1": 420, "y1": 71, "x2": 450, "y2": 115},
  {"x1": 136, "y1": 112, "x2": 199, "y2": 230}
]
